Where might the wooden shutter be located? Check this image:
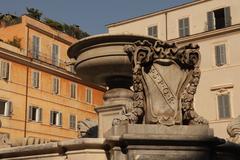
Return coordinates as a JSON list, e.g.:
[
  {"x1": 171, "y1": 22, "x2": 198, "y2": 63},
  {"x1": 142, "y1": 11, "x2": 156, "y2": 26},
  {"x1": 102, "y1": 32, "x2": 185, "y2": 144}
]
[
  {"x1": 152, "y1": 26, "x2": 157, "y2": 37},
  {"x1": 224, "y1": 7, "x2": 231, "y2": 27},
  {"x1": 52, "y1": 44, "x2": 59, "y2": 66},
  {"x1": 71, "y1": 83, "x2": 76, "y2": 98},
  {"x1": 207, "y1": 11, "x2": 214, "y2": 31},
  {"x1": 32, "y1": 72, "x2": 39, "y2": 88},
  {"x1": 215, "y1": 45, "x2": 226, "y2": 66},
  {"x1": 179, "y1": 19, "x2": 184, "y2": 37},
  {"x1": 218, "y1": 94, "x2": 231, "y2": 119},
  {"x1": 32, "y1": 36, "x2": 40, "y2": 59},
  {"x1": 29, "y1": 106, "x2": 33, "y2": 120},
  {"x1": 184, "y1": 18, "x2": 189, "y2": 36},
  {"x1": 4, "y1": 101, "x2": 12, "y2": 116},
  {"x1": 59, "y1": 112, "x2": 62, "y2": 126},
  {"x1": 50, "y1": 111, "x2": 54, "y2": 125},
  {"x1": 70, "y1": 115, "x2": 76, "y2": 129},
  {"x1": 53, "y1": 78, "x2": 59, "y2": 94},
  {"x1": 1, "y1": 61, "x2": 9, "y2": 80},
  {"x1": 39, "y1": 108, "x2": 42, "y2": 122}
]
